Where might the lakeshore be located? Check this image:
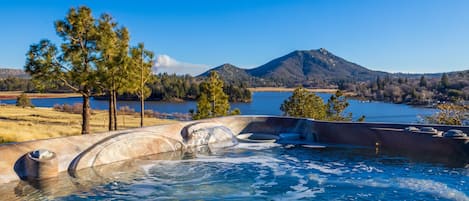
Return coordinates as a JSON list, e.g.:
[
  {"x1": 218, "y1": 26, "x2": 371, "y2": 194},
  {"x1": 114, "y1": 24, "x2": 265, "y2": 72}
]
[
  {"x1": 0, "y1": 91, "x2": 81, "y2": 100},
  {"x1": 248, "y1": 87, "x2": 338, "y2": 93},
  {"x1": 0, "y1": 91, "x2": 438, "y2": 123},
  {"x1": 0, "y1": 88, "x2": 350, "y2": 101},
  {"x1": 0, "y1": 88, "x2": 337, "y2": 100}
]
